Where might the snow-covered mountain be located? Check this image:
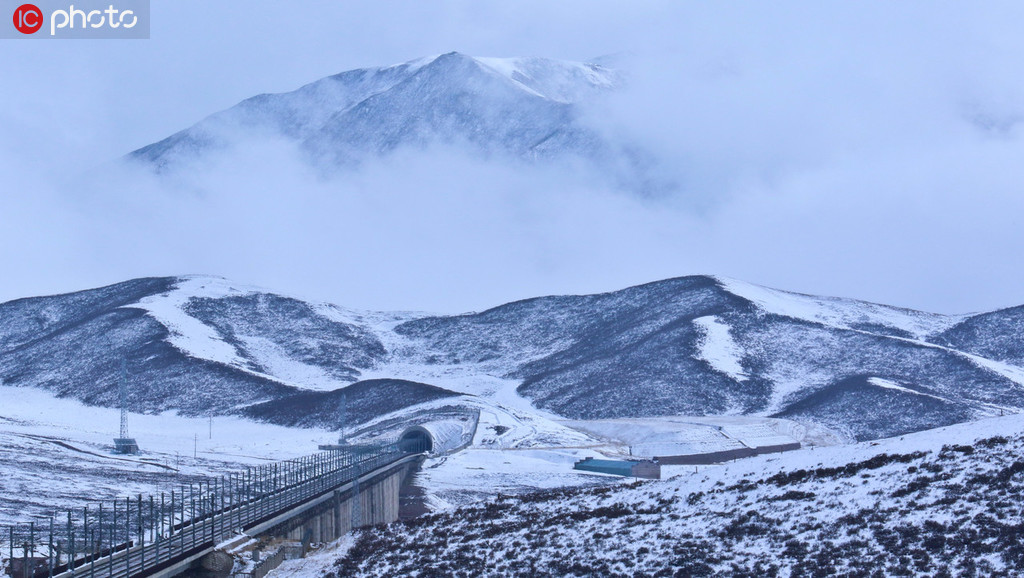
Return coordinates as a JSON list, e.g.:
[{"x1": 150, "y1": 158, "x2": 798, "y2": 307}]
[
  {"x1": 126, "y1": 53, "x2": 653, "y2": 186},
  {"x1": 2, "y1": 275, "x2": 1024, "y2": 442}
]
